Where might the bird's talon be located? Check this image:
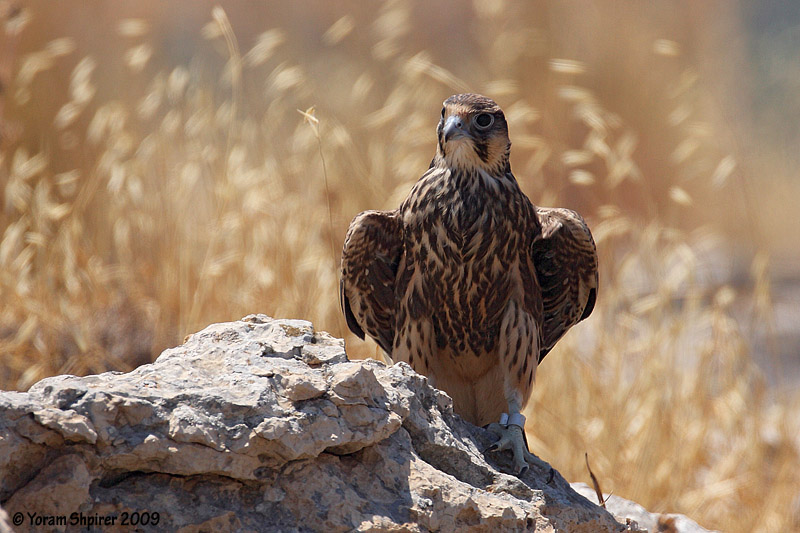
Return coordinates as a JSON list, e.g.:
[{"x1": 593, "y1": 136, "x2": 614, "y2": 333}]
[{"x1": 485, "y1": 422, "x2": 536, "y2": 477}]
